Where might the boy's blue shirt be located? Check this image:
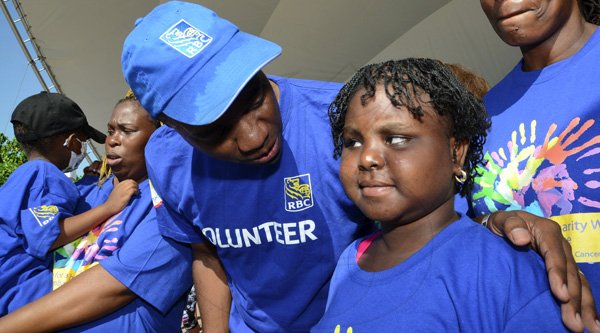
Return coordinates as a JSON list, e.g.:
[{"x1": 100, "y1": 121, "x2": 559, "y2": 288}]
[{"x1": 0, "y1": 160, "x2": 79, "y2": 315}]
